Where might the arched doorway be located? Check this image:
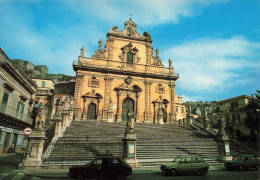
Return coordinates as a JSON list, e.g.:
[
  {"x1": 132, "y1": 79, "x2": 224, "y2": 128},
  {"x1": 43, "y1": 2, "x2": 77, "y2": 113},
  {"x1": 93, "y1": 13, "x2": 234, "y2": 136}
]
[
  {"x1": 122, "y1": 98, "x2": 134, "y2": 121},
  {"x1": 87, "y1": 103, "x2": 96, "y2": 120},
  {"x1": 162, "y1": 108, "x2": 167, "y2": 123}
]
